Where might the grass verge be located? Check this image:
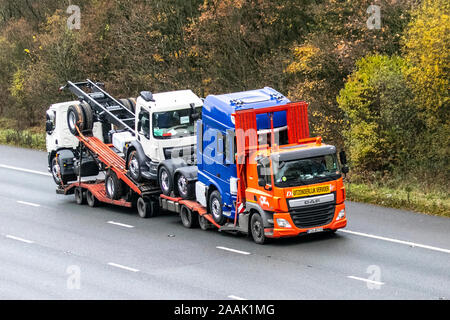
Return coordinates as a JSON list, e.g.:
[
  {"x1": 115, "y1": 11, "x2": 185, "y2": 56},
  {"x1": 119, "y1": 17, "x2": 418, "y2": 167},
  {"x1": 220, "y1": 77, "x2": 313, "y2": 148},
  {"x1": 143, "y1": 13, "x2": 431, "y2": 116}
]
[
  {"x1": 0, "y1": 118, "x2": 46, "y2": 151},
  {"x1": 345, "y1": 182, "x2": 449, "y2": 218}
]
